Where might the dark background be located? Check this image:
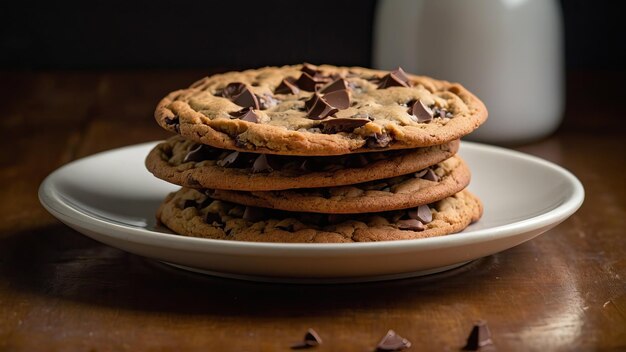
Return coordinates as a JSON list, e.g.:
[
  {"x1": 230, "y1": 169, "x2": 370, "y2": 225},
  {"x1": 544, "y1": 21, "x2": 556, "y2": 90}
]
[{"x1": 0, "y1": 0, "x2": 624, "y2": 71}]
